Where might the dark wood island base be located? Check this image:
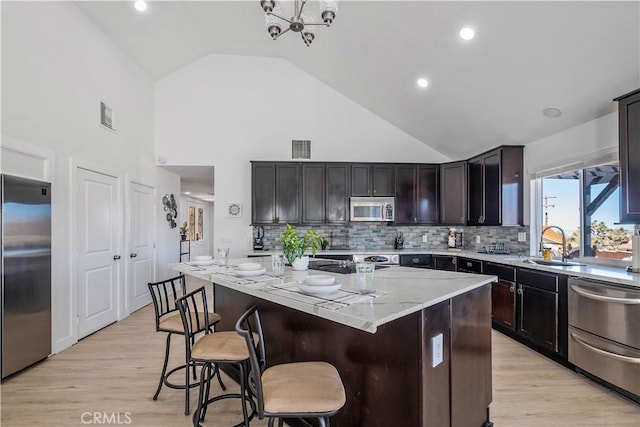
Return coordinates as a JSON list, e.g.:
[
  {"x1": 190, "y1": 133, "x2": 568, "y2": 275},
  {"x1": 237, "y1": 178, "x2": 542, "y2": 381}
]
[{"x1": 214, "y1": 283, "x2": 492, "y2": 427}]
